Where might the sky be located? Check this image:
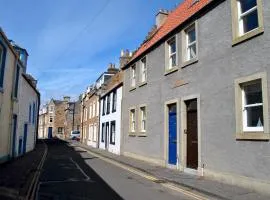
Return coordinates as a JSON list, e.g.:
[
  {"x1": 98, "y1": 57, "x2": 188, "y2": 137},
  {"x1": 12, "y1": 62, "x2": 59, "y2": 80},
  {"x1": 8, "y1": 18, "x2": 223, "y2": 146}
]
[{"x1": 0, "y1": 0, "x2": 181, "y2": 104}]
